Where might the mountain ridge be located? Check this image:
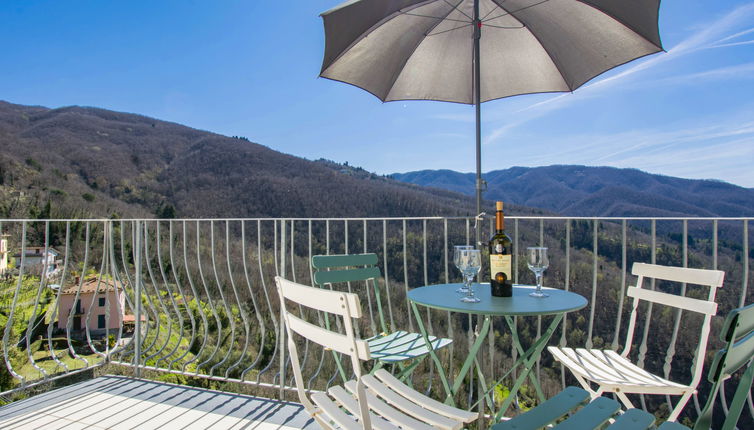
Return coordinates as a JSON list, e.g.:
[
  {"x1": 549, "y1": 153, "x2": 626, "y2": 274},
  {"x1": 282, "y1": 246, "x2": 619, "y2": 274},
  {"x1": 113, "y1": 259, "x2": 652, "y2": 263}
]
[
  {"x1": 0, "y1": 100, "x2": 490, "y2": 219},
  {"x1": 391, "y1": 165, "x2": 754, "y2": 217}
]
